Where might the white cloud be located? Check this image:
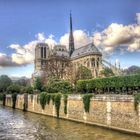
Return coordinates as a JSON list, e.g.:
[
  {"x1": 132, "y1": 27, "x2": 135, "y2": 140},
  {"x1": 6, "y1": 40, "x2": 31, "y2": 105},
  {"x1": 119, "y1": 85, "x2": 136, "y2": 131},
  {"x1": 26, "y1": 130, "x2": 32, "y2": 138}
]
[
  {"x1": 1, "y1": 13, "x2": 140, "y2": 68},
  {"x1": 36, "y1": 32, "x2": 45, "y2": 41},
  {"x1": 60, "y1": 30, "x2": 92, "y2": 49},
  {"x1": 0, "y1": 53, "x2": 19, "y2": 67},
  {"x1": 93, "y1": 13, "x2": 140, "y2": 53}
]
